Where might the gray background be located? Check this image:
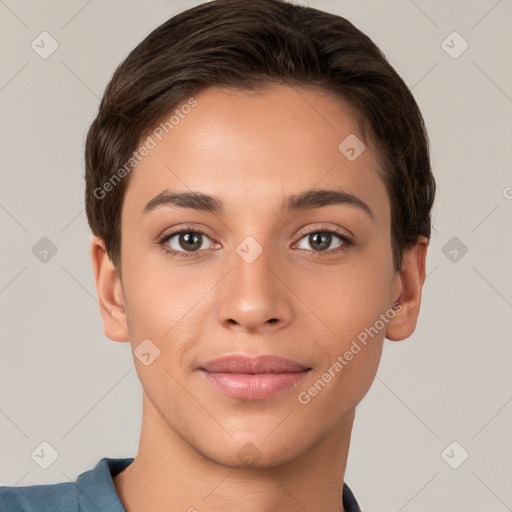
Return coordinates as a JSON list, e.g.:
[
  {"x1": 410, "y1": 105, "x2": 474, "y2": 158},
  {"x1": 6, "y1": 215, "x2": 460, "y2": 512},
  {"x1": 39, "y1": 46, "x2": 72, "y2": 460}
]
[{"x1": 1, "y1": 0, "x2": 511, "y2": 510}]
